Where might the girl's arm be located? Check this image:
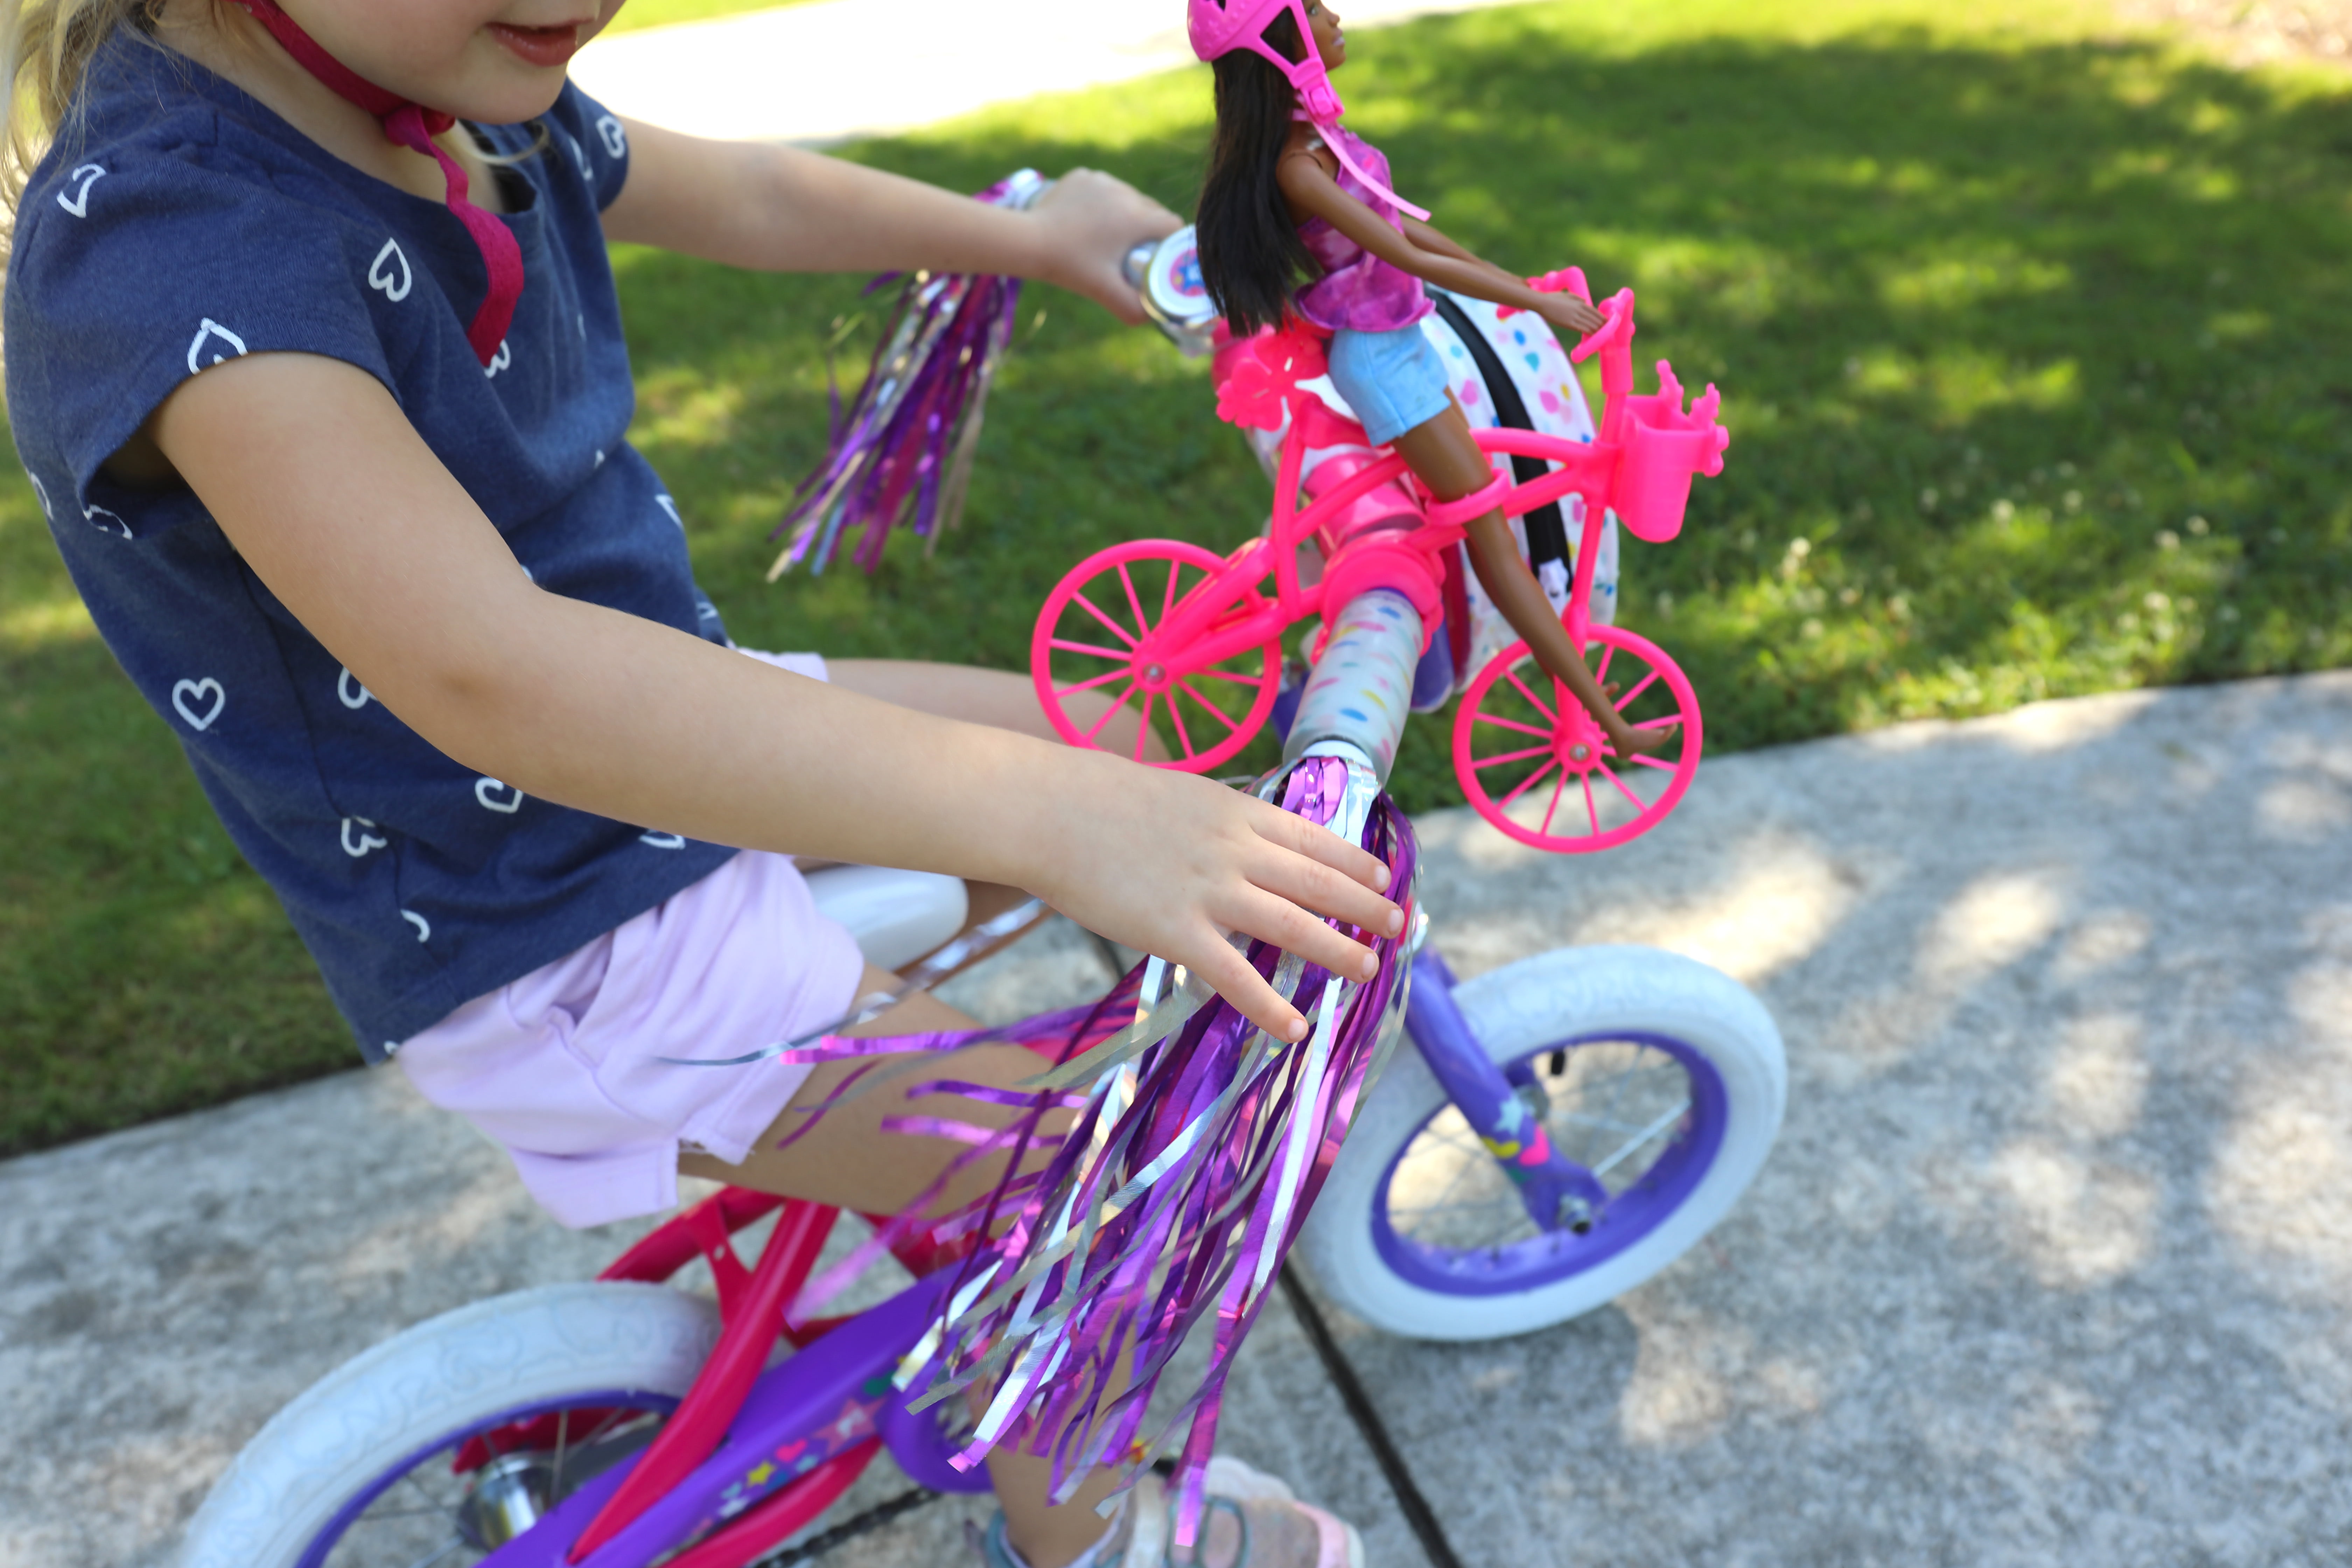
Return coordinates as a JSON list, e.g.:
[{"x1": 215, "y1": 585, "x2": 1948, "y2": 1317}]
[
  {"x1": 602, "y1": 119, "x2": 1181, "y2": 324},
  {"x1": 147, "y1": 353, "x2": 1399, "y2": 1041},
  {"x1": 1276, "y1": 154, "x2": 1603, "y2": 339}
]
